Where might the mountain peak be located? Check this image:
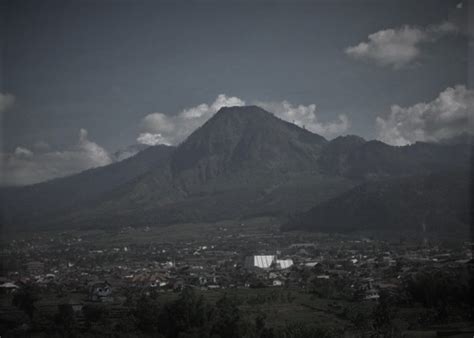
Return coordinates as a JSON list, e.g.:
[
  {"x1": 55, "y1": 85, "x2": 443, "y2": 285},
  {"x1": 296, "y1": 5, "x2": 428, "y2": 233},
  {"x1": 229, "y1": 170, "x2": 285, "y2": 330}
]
[
  {"x1": 171, "y1": 105, "x2": 327, "y2": 179},
  {"x1": 216, "y1": 105, "x2": 269, "y2": 114},
  {"x1": 208, "y1": 105, "x2": 278, "y2": 127}
]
